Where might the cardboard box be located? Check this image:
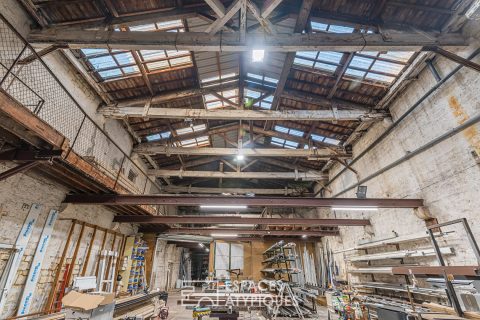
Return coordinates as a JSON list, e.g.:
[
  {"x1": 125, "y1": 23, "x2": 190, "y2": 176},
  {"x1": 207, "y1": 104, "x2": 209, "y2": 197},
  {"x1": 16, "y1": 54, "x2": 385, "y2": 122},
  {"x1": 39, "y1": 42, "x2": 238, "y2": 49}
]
[{"x1": 62, "y1": 291, "x2": 115, "y2": 320}]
